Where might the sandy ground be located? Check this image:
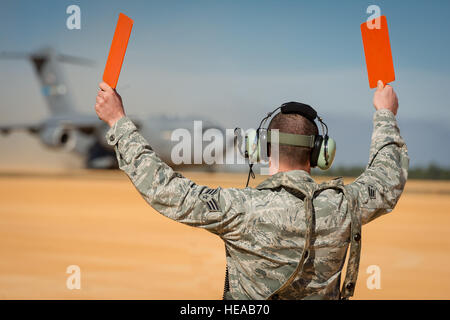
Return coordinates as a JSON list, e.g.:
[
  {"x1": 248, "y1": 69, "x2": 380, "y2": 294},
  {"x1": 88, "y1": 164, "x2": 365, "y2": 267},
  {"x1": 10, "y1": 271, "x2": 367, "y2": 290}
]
[{"x1": 0, "y1": 170, "x2": 449, "y2": 300}]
